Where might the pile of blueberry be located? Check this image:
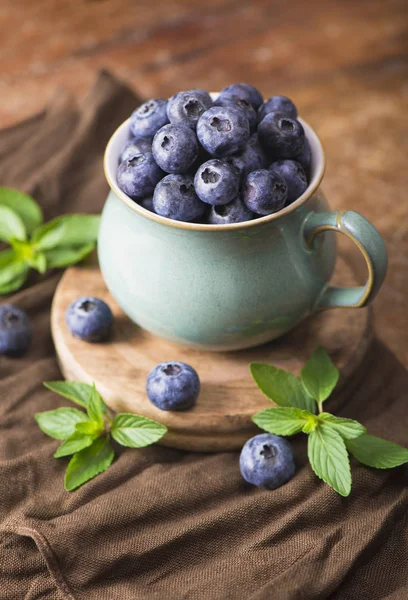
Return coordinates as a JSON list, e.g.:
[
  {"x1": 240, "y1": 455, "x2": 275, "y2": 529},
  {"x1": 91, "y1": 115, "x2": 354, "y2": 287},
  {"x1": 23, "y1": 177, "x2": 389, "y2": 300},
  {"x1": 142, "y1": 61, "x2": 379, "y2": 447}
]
[{"x1": 117, "y1": 83, "x2": 311, "y2": 224}]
